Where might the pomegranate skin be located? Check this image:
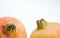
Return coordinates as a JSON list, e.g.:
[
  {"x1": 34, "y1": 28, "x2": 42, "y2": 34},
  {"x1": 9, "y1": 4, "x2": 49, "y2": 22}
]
[
  {"x1": 0, "y1": 17, "x2": 27, "y2": 38},
  {"x1": 30, "y1": 19, "x2": 60, "y2": 38}
]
